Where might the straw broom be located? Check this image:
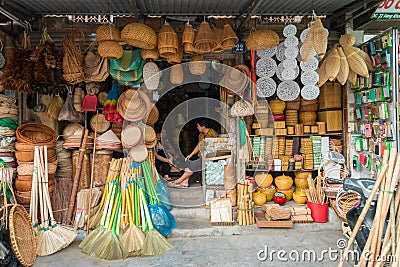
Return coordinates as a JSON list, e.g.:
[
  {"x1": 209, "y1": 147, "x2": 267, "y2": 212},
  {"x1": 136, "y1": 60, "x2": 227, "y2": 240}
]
[{"x1": 338, "y1": 150, "x2": 389, "y2": 267}]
